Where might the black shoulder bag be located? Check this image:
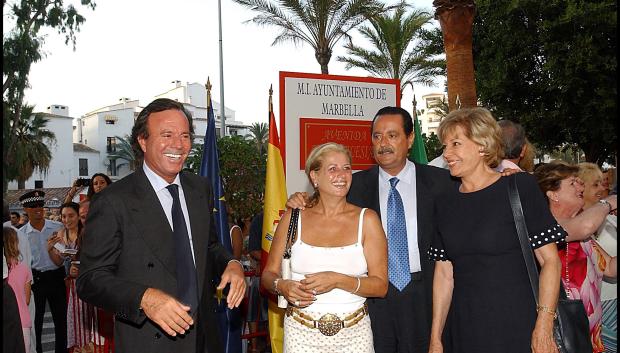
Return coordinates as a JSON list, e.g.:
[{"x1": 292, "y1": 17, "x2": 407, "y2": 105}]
[
  {"x1": 278, "y1": 208, "x2": 300, "y2": 308},
  {"x1": 508, "y1": 175, "x2": 592, "y2": 353}
]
